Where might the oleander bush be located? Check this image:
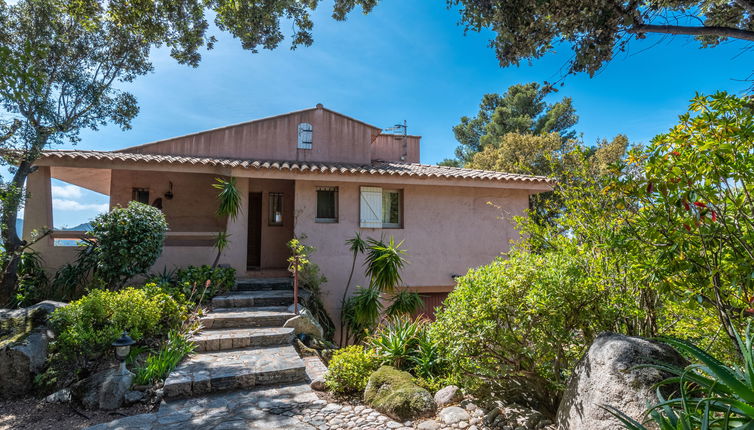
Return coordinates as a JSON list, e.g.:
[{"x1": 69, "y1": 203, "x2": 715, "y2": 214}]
[{"x1": 325, "y1": 345, "x2": 379, "y2": 395}]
